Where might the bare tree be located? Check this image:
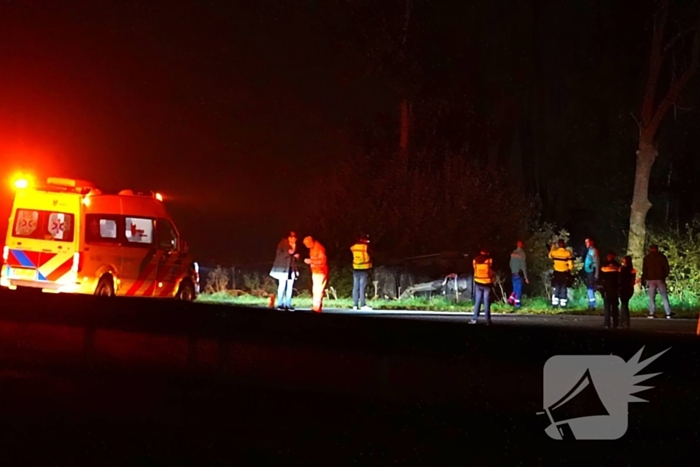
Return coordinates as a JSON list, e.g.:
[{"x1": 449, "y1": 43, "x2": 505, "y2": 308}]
[{"x1": 628, "y1": 0, "x2": 700, "y2": 266}]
